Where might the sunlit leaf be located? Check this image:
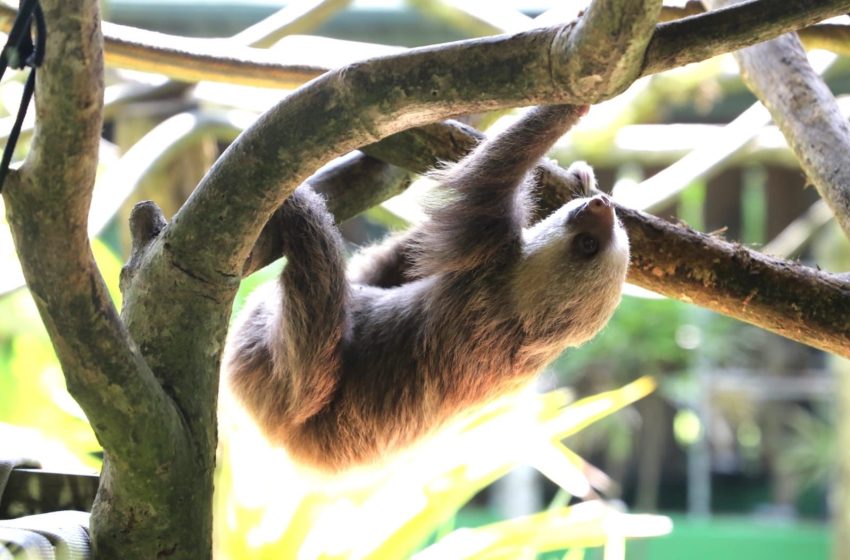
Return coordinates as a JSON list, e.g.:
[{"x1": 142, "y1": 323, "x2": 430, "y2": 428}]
[
  {"x1": 530, "y1": 442, "x2": 593, "y2": 499},
  {"x1": 544, "y1": 376, "x2": 656, "y2": 439}
]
